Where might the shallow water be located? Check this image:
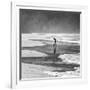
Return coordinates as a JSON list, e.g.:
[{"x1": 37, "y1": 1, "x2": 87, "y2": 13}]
[{"x1": 21, "y1": 34, "x2": 80, "y2": 79}]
